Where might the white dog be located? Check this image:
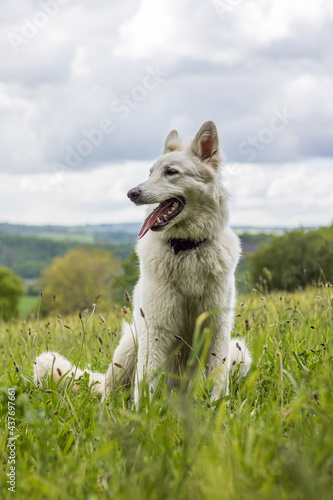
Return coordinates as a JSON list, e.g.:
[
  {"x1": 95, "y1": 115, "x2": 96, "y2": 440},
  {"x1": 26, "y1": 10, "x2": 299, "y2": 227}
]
[{"x1": 34, "y1": 121, "x2": 251, "y2": 403}]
